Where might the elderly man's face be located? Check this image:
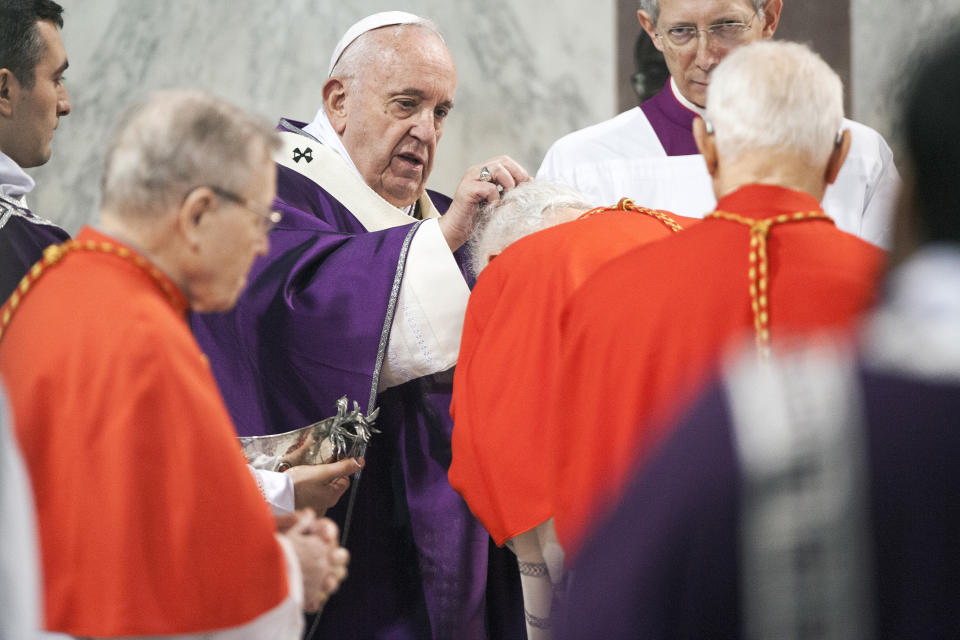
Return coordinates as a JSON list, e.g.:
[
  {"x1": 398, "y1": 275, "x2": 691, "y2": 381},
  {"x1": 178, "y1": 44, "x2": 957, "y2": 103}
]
[
  {"x1": 639, "y1": 0, "x2": 780, "y2": 108},
  {"x1": 337, "y1": 27, "x2": 457, "y2": 208},
  {"x1": 190, "y1": 154, "x2": 275, "y2": 313}
]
